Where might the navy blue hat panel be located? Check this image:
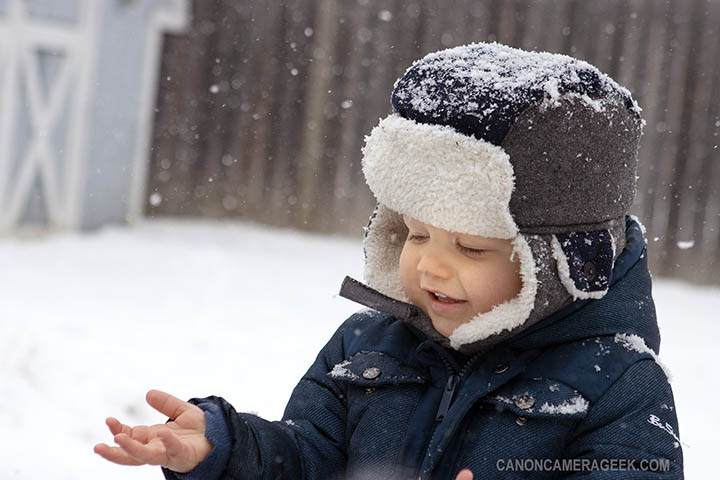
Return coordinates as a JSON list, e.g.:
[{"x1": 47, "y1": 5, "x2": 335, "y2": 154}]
[
  {"x1": 391, "y1": 66, "x2": 539, "y2": 145},
  {"x1": 390, "y1": 42, "x2": 635, "y2": 145}
]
